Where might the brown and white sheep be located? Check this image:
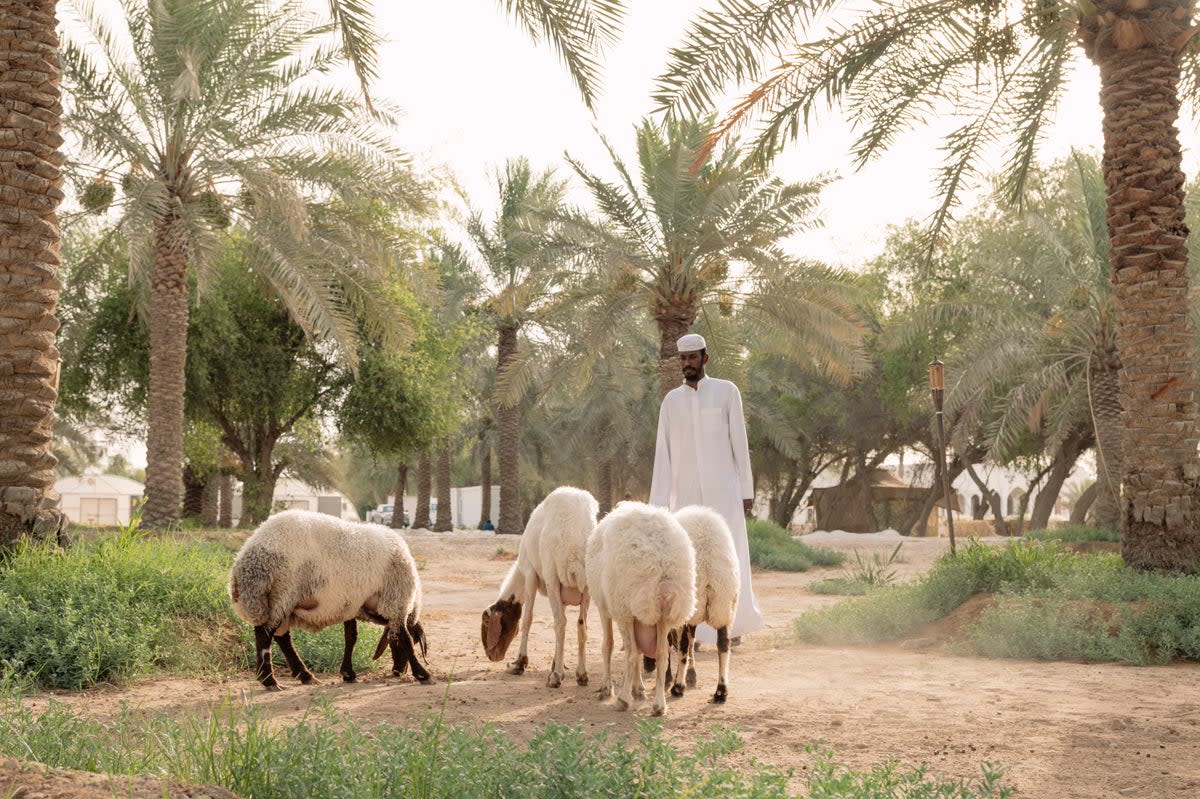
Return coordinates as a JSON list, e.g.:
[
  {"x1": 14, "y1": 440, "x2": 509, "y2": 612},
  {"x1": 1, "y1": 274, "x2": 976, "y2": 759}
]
[
  {"x1": 229, "y1": 509, "x2": 431, "y2": 689},
  {"x1": 480, "y1": 486, "x2": 597, "y2": 687}
]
